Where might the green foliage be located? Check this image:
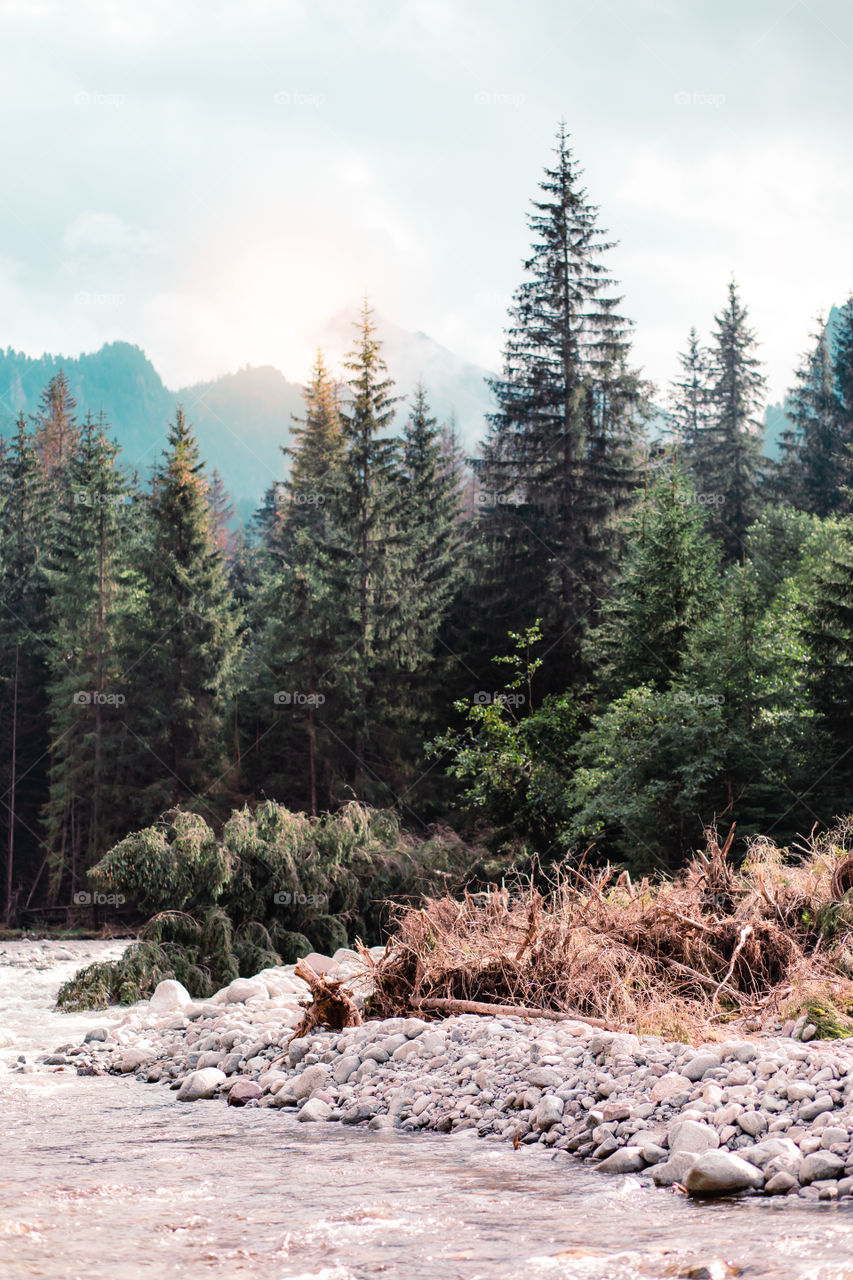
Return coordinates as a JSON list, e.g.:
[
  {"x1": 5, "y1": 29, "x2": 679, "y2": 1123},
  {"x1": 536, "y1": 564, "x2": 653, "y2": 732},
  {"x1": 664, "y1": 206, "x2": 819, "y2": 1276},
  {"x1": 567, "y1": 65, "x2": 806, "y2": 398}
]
[{"x1": 57, "y1": 800, "x2": 483, "y2": 1008}]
